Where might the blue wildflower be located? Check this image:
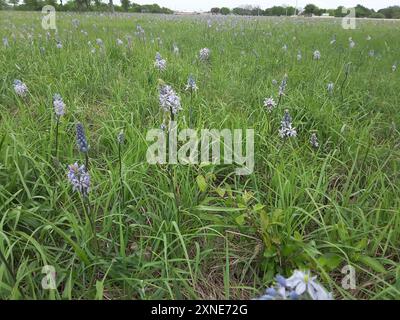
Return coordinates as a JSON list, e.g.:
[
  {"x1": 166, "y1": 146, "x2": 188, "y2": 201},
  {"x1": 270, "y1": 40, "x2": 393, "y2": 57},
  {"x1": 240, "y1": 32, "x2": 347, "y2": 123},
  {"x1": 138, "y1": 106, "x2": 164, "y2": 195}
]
[
  {"x1": 76, "y1": 123, "x2": 89, "y2": 153},
  {"x1": 53, "y1": 94, "x2": 65, "y2": 117},
  {"x1": 67, "y1": 162, "x2": 90, "y2": 196}
]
